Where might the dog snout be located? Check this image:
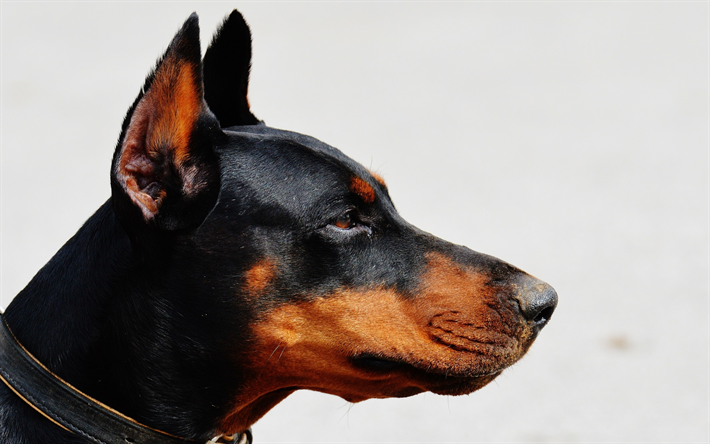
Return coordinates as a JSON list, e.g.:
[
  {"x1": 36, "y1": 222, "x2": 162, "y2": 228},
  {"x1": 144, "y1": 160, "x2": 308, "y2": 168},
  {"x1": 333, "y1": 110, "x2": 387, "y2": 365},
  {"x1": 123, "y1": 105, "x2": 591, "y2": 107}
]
[{"x1": 514, "y1": 276, "x2": 558, "y2": 329}]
